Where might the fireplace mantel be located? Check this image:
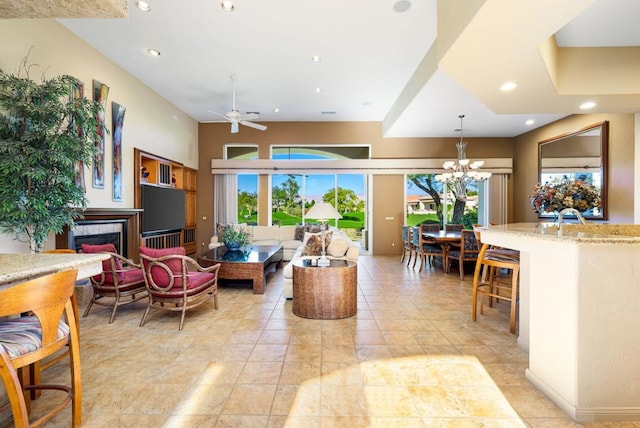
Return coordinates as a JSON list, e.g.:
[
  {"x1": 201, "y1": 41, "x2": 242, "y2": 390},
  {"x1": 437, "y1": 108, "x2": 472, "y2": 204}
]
[{"x1": 56, "y1": 208, "x2": 143, "y2": 261}]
